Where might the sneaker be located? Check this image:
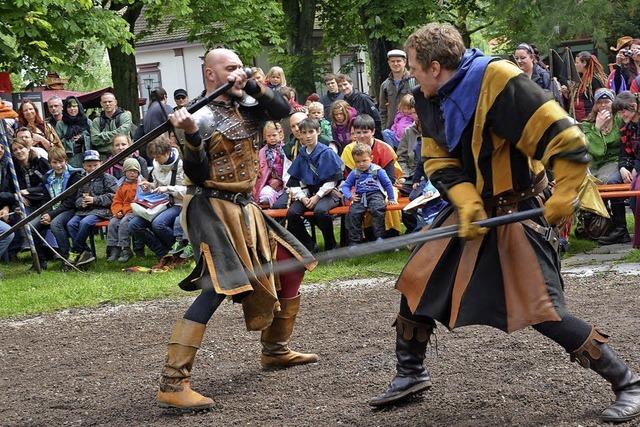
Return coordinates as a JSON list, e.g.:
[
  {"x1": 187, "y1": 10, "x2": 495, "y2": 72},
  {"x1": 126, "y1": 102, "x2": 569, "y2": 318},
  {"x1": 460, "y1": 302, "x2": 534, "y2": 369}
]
[
  {"x1": 69, "y1": 251, "x2": 81, "y2": 264},
  {"x1": 107, "y1": 247, "x2": 121, "y2": 263},
  {"x1": 179, "y1": 243, "x2": 194, "y2": 259},
  {"x1": 117, "y1": 247, "x2": 133, "y2": 263},
  {"x1": 75, "y1": 250, "x2": 96, "y2": 267},
  {"x1": 168, "y1": 241, "x2": 187, "y2": 256}
]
